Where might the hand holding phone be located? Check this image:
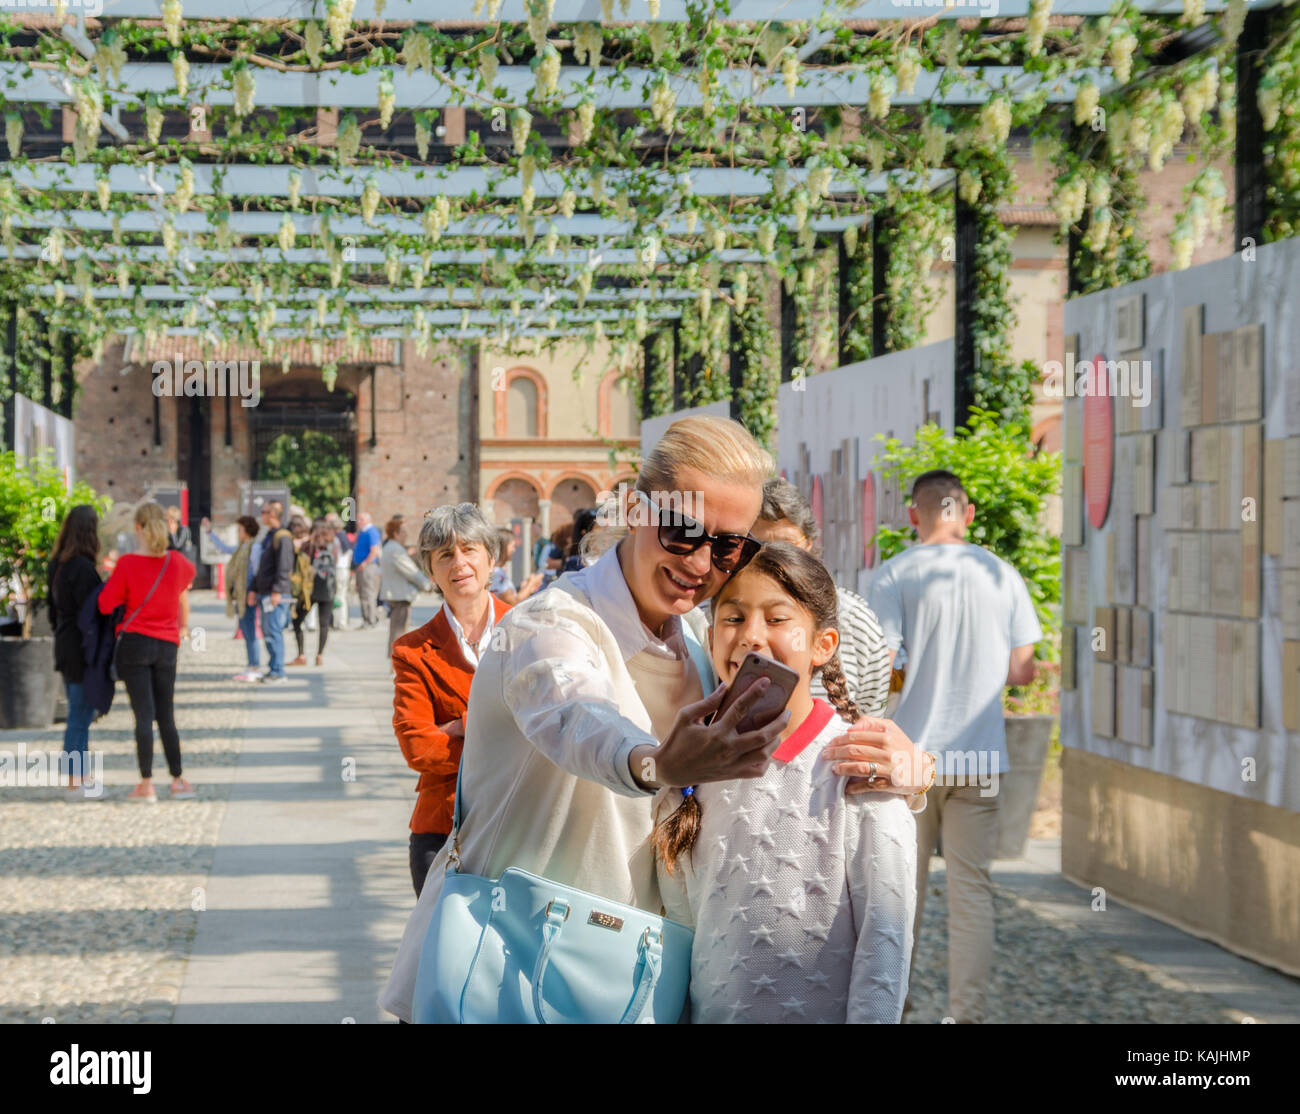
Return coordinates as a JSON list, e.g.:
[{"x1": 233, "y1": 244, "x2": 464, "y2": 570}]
[{"x1": 715, "y1": 651, "x2": 800, "y2": 733}]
